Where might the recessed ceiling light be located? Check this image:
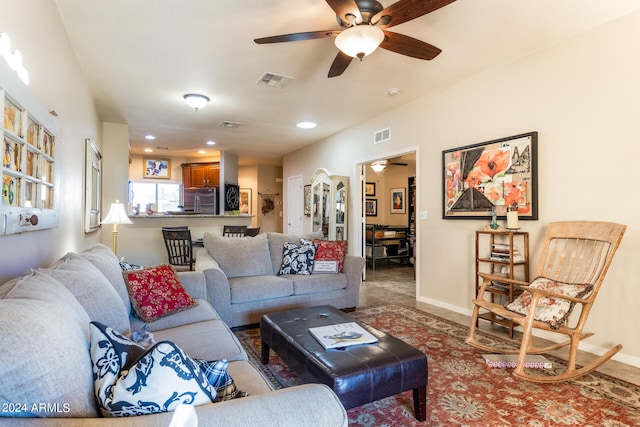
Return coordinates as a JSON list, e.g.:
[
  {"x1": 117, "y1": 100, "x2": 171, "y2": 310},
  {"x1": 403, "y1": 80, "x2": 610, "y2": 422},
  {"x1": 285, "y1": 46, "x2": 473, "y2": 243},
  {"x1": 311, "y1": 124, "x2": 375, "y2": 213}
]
[
  {"x1": 144, "y1": 148, "x2": 153, "y2": 153},
  {"x1": 296, "y1": 121, "x2": 317, "y2": 129},
  {"x1": 145, "y1": 135, "x2": 156, "y2": 140},
  {"x1": 198, "y1": 150, "x2": 206, "y2": 154},
  {"x1": 206, "y1": 140, "x2": 216, "y2": 146}
]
